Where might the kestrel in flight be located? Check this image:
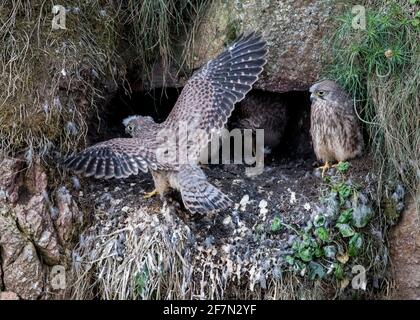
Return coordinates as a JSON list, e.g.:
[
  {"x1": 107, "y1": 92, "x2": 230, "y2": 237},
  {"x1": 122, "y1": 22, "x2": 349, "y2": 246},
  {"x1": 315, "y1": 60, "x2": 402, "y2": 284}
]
[{"x1": 64, "y1": 33, "x2": 268, "y2": 214}]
